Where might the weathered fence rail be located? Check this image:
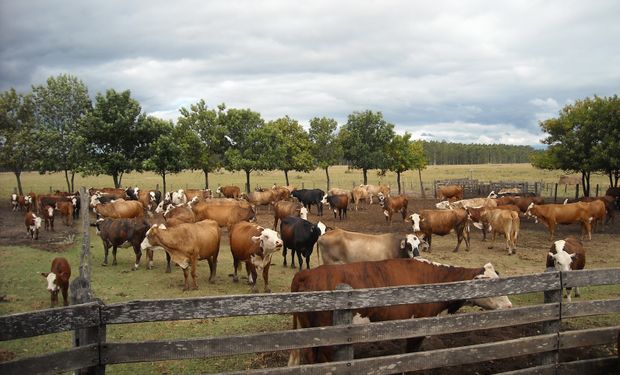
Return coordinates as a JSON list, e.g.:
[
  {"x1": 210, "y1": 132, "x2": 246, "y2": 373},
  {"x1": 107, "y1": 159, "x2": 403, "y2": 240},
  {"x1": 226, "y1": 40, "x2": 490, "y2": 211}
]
[{"x1": 1, "y1": 268, "x2": 619, "y2": 374}]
